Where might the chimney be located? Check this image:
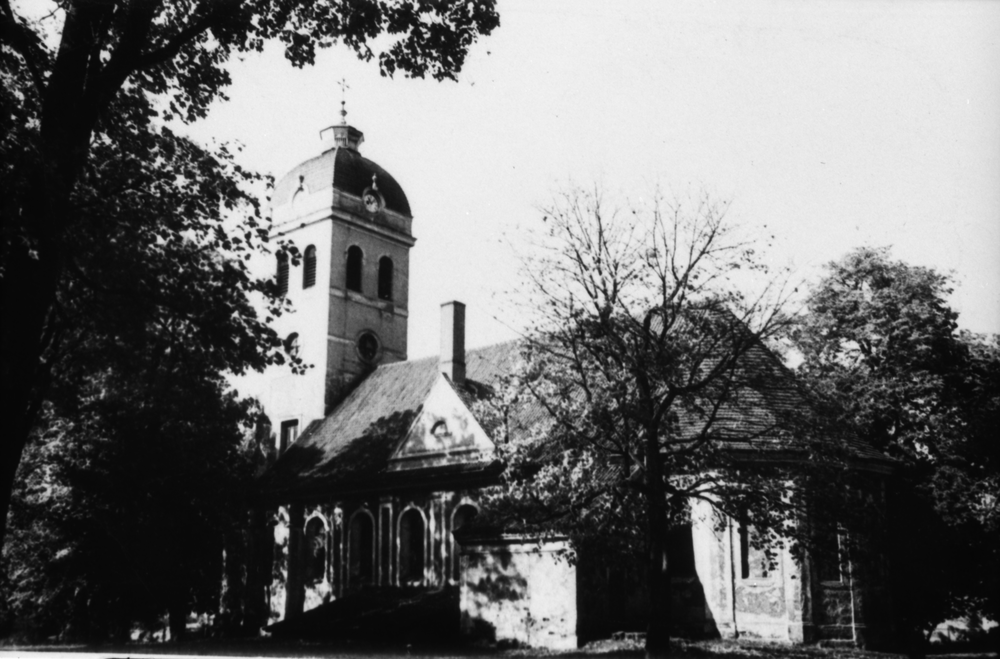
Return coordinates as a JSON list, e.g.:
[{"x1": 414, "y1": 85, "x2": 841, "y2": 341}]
[{"x1": 440, "y1": 301, "x2": 466, "y2": 385}]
